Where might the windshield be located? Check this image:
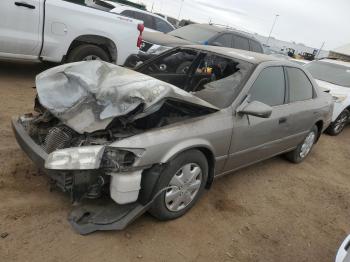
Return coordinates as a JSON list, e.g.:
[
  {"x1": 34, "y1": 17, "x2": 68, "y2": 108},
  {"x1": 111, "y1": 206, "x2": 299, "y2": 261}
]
[
  {"x1": 305, "y1": 61, "x2": 350, "y2": 88},
  {"x1": 168, "y1": 25, "x2": 218, "y2": 43}
]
